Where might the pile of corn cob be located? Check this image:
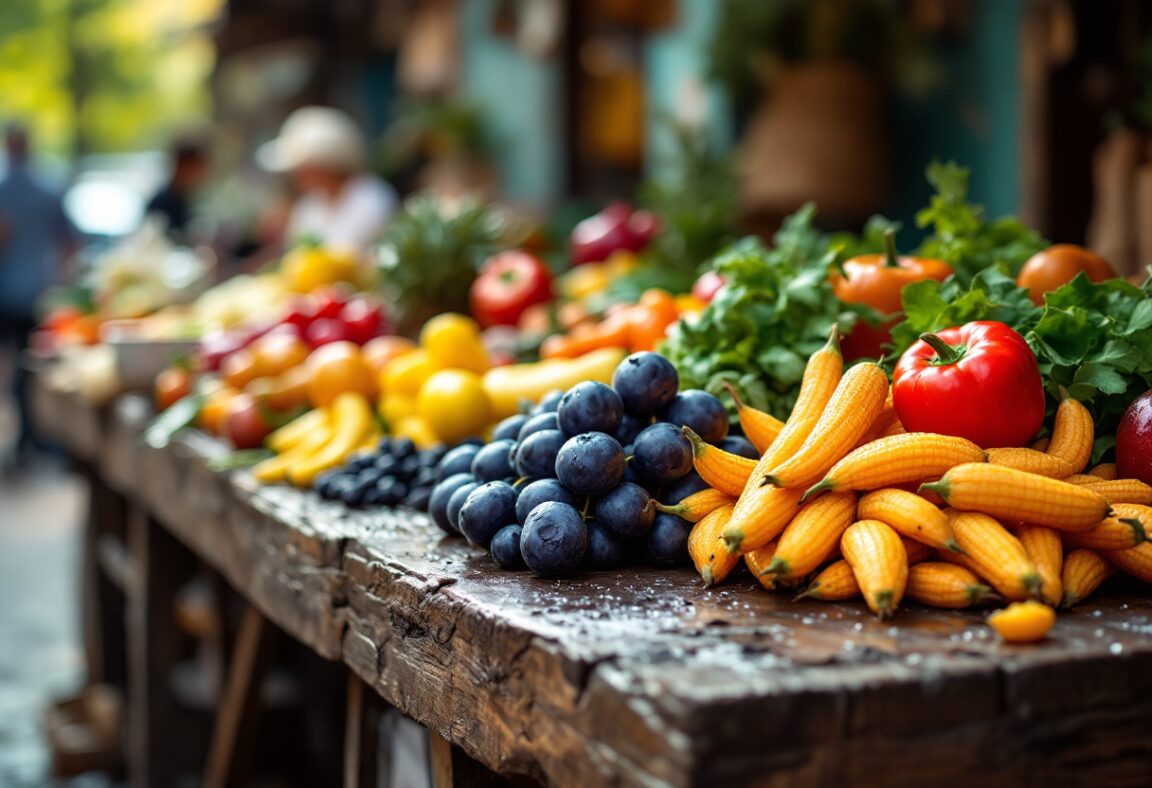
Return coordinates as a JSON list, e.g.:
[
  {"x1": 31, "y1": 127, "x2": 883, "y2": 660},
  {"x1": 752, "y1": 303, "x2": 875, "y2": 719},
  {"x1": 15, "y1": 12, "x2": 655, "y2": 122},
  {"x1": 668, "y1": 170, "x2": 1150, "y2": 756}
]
[{"x1": 669, "y1": 331, "x2": 1151, "y2": 643}]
